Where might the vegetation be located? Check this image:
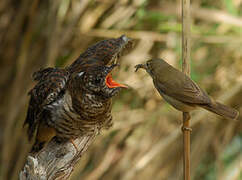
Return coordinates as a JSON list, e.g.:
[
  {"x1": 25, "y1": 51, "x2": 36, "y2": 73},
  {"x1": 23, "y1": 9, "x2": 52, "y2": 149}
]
[{"x1": 0, "y1": 0, "x2": 241, "y2": 179}]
